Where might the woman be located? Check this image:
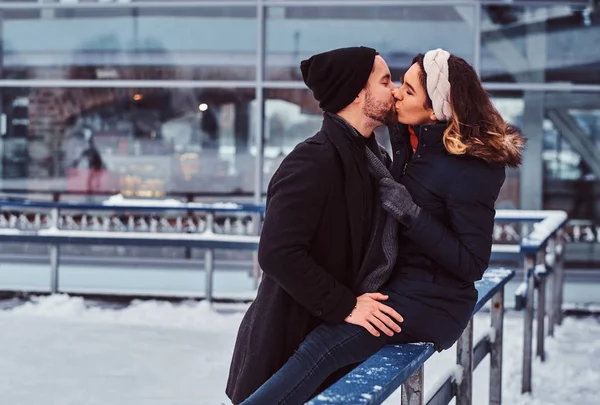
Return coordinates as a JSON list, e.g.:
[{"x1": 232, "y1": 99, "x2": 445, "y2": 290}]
[{"x1": 240, "y1": 48, "x2": 526, "y2": 405}]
